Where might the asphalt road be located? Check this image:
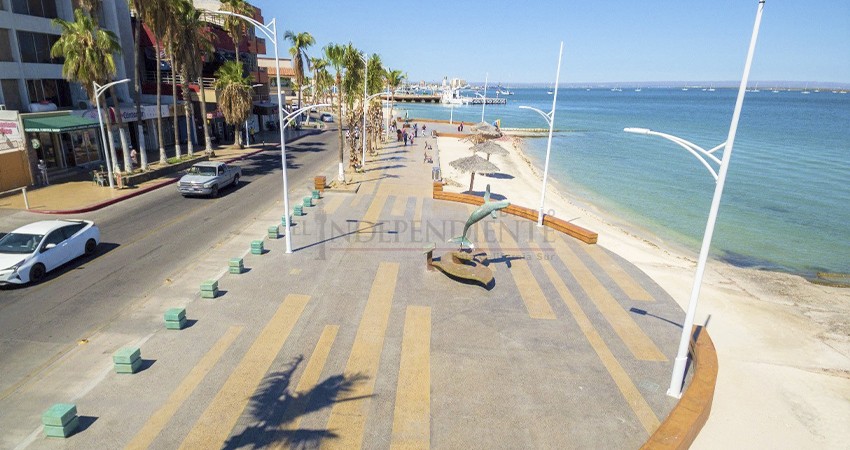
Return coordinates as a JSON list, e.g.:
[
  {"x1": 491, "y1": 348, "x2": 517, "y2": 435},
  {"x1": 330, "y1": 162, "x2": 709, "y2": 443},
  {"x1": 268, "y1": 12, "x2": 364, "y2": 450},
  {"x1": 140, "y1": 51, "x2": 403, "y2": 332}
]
[{"x1": 0, "y1": 128, "x2": 339, "y2": 400}]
